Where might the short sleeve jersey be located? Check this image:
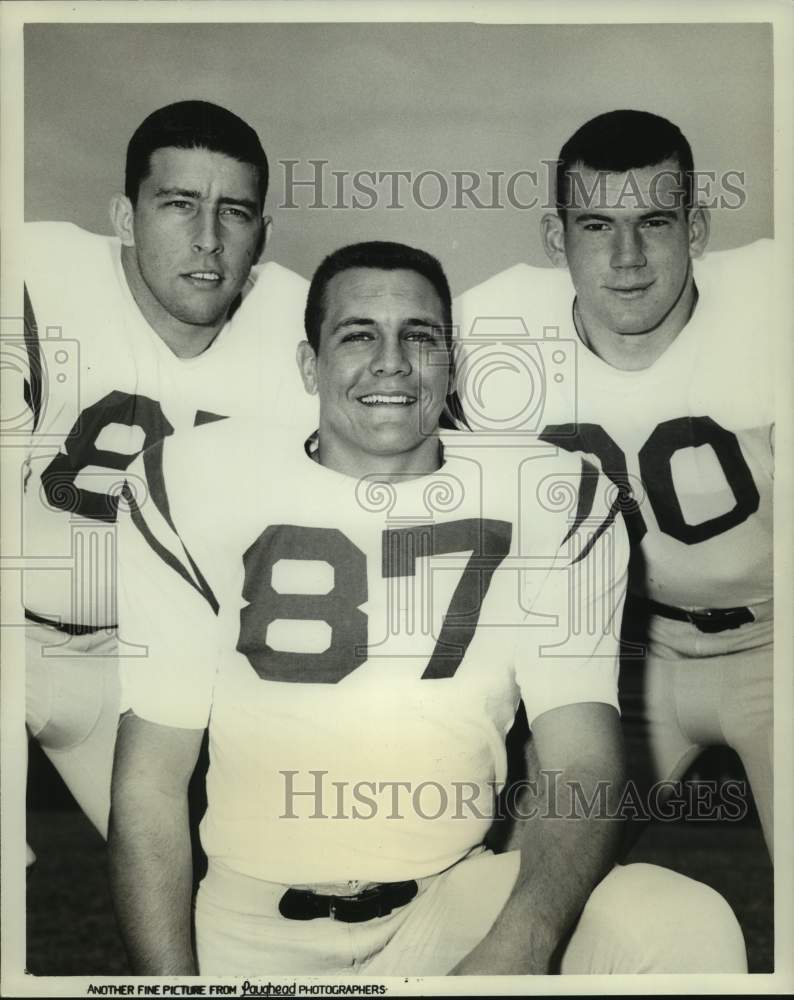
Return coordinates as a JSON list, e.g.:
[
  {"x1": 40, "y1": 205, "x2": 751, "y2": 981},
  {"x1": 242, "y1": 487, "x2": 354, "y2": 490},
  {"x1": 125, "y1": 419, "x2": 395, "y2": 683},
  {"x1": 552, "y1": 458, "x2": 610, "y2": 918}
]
[
  {"x1": 118, "y1": 419, "x2": 628, "y2": 884},
  {"x1": 21, "y1": 221, "x2": 316, "y2": 627},
  {"x1": 454, "y1": 242, "x2": 775, "y2": 611}
]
